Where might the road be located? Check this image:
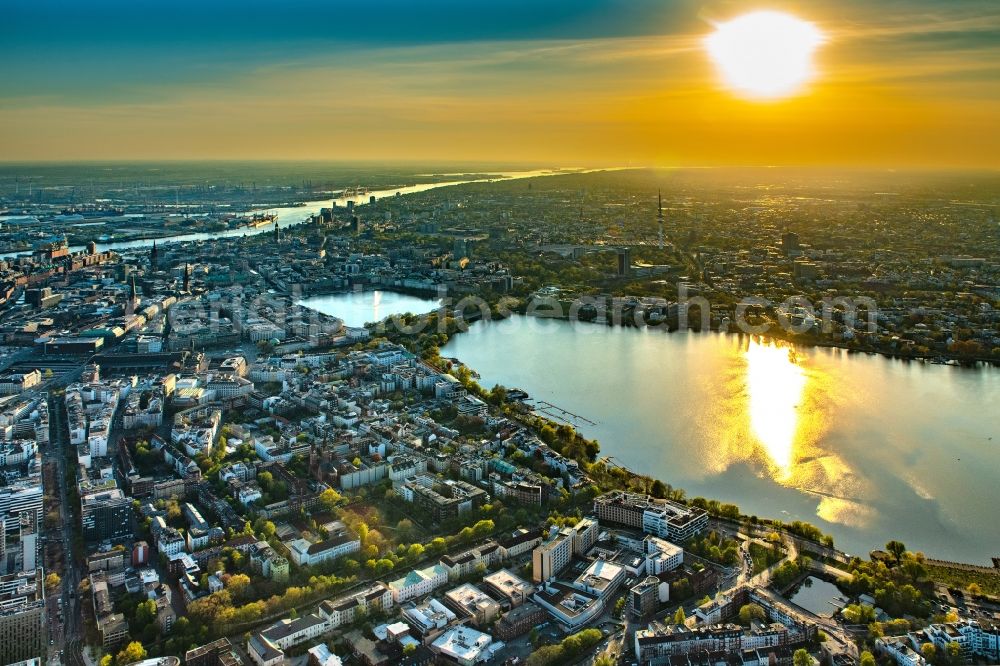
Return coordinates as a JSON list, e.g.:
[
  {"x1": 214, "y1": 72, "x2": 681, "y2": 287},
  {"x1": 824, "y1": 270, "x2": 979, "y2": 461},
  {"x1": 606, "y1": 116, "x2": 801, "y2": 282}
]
[
  {"x1": 706, "y1": 521, "x2": 858, "y2": 661},
  {"x1": 47, "y1": 390, "x2": 88, "y2": 666}
]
